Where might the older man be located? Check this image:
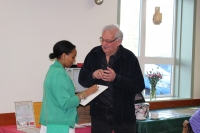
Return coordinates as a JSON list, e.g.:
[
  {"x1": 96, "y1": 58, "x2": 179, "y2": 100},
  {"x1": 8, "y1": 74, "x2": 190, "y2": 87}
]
[{"x1": 78, "y1": 24, "x2": 145, "y2": 133}]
